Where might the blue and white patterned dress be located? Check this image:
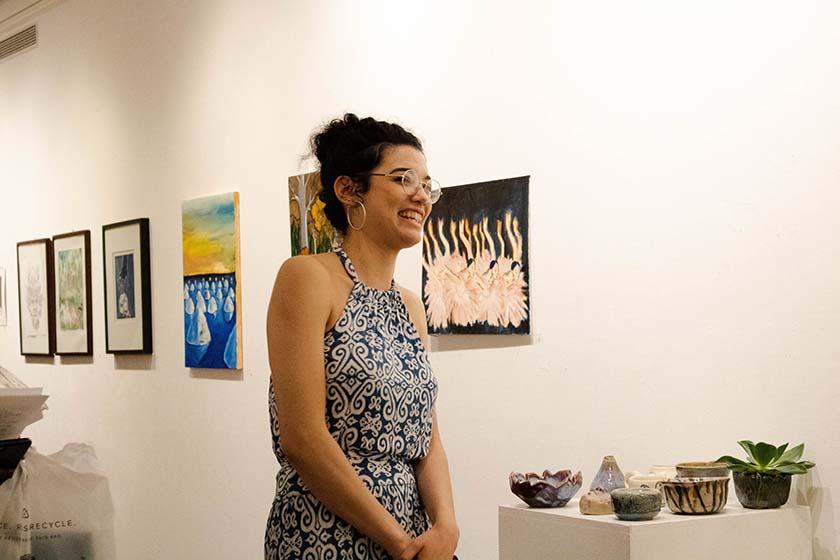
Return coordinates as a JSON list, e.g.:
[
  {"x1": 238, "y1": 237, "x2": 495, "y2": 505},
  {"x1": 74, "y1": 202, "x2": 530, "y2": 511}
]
[{"x1": 265, "y1": 246, "x2": 438, "y2": 559}]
